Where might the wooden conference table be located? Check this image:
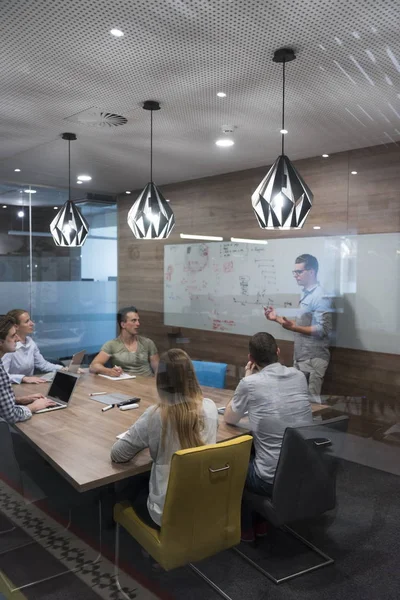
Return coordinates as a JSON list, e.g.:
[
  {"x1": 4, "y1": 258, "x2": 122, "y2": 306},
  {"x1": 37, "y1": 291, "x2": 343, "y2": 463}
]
[
  {"x1": 13, "y1": 373, "x2": 250, "y2": 493},
  {"x1": 14, "y1": 373, "x2": 325, "y2": 493}
]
